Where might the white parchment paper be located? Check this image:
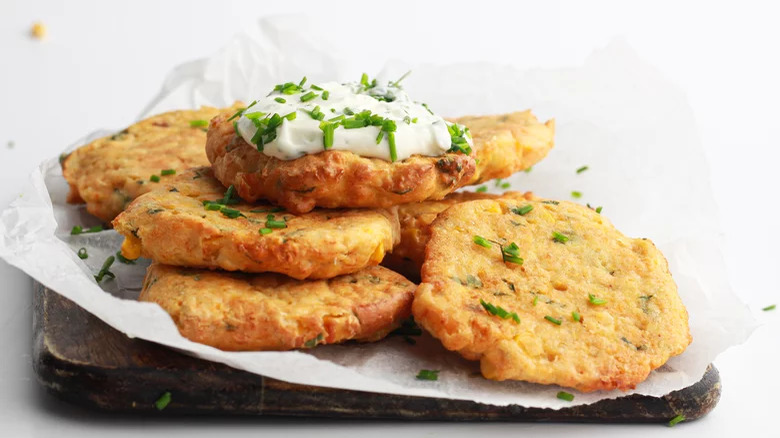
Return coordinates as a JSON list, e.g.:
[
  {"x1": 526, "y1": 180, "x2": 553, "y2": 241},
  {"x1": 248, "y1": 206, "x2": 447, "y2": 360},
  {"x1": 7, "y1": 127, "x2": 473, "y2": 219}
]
[{"x1": 0, "y1": 18, "x2": 757, "y2": 408}]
